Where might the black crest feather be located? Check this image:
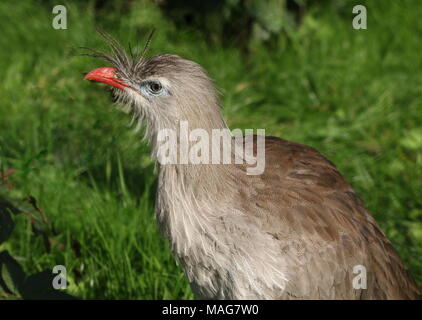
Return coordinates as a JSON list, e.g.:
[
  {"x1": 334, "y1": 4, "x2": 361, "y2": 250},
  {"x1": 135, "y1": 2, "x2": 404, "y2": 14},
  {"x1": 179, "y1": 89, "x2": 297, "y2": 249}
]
[{"x1": 69, "y1": 28, "x2": 155, "y2": 81}]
